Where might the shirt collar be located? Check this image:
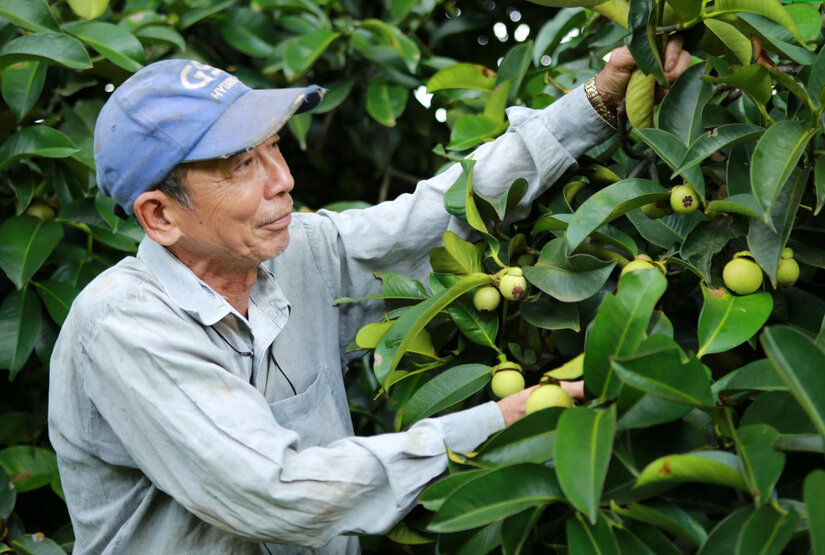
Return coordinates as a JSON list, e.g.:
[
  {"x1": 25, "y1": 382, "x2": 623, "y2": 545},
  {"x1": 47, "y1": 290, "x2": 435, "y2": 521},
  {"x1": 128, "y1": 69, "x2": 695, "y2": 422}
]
[{"x1": 137, "y1": 236, "x2": 233, "y2": 326}]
